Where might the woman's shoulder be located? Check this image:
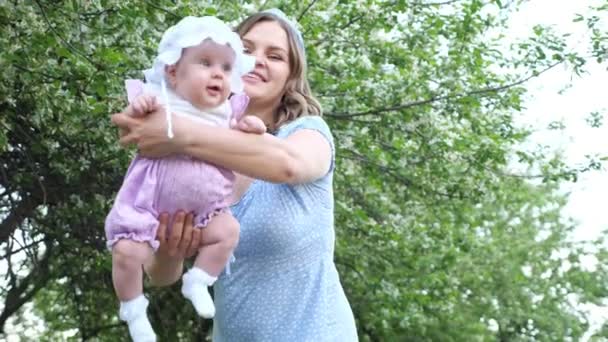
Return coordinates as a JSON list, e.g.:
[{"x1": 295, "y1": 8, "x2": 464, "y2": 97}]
[
  {"x1": 282, "y1": 115, "x2": 329, "y2": 127},
  {"x1": 277, "y1": 115, "x2": 336, "y2": 179},
  {"x1": 277, "y1": 115, "x2": 332, "y2": 137}
]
